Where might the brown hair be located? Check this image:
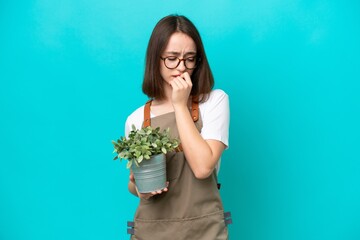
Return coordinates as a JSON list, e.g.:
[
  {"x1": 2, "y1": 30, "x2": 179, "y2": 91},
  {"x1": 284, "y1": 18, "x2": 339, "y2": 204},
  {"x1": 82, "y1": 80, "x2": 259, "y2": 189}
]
[{"x1": 142, "y1": 14, "x2": 214, "y2": 102}]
